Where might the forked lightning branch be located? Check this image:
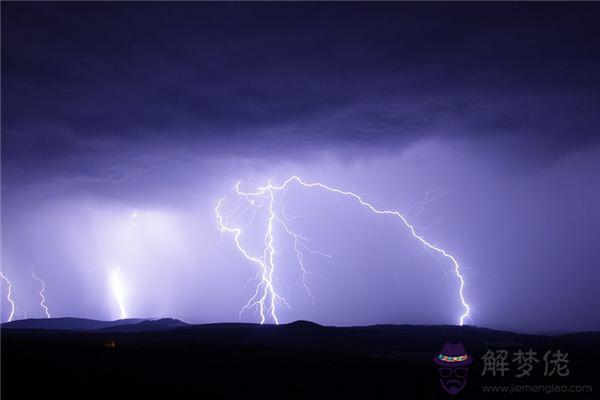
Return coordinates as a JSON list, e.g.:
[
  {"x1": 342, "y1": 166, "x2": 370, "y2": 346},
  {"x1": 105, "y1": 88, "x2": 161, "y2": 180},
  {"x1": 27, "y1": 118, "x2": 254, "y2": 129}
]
[{"x1": 216, "y1": 176, "x2": 472, "y2": 326}]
